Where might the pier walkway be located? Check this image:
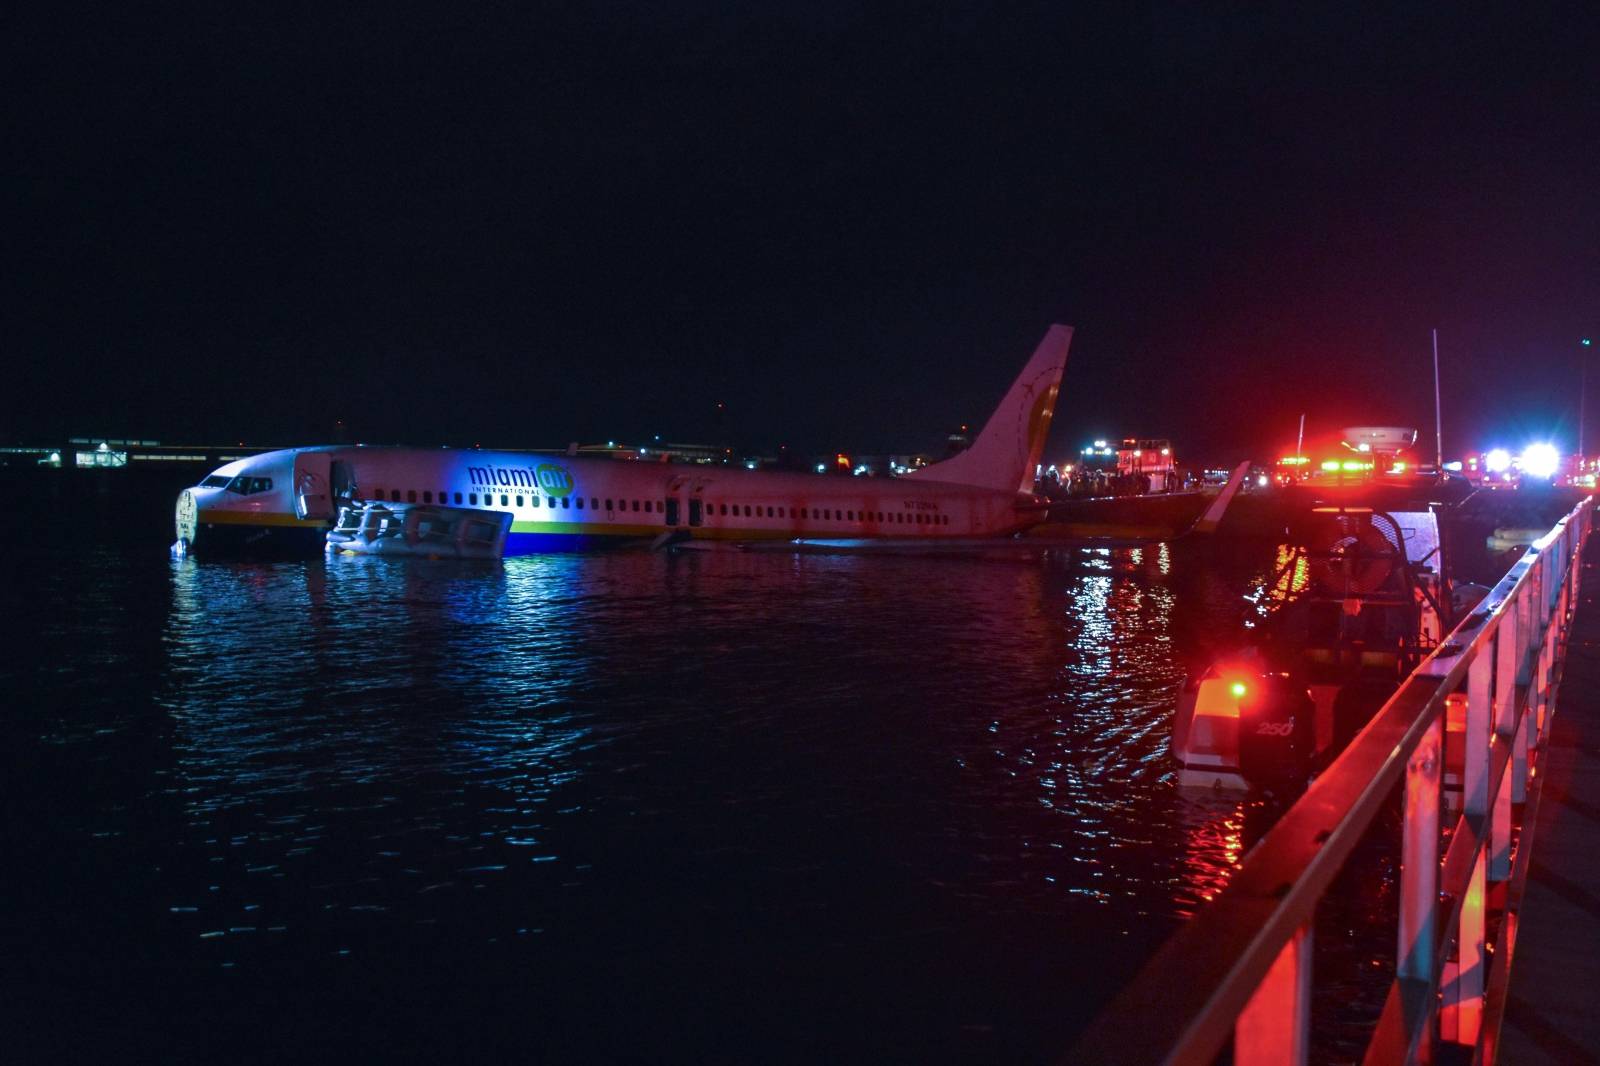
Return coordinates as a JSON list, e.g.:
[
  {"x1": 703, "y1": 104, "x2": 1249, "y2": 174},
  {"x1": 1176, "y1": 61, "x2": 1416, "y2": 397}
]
[
  {"x1": 1070, "y1": 498, "x2": 1597, "y2": 1065},
  {"x1": 1499, "y1": 541, "x2": 1600, "y2": 1064}
]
